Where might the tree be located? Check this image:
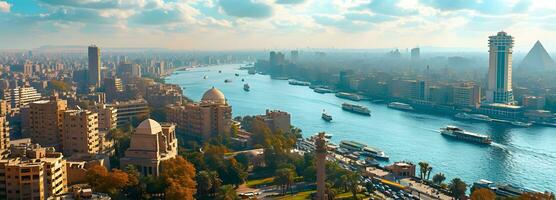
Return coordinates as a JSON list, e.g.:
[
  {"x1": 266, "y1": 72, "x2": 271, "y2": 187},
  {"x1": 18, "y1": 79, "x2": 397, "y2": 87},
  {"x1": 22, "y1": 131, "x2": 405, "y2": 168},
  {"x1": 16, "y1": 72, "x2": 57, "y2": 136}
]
[
  {"x1": 432, "y1": 173, "x2": 446, "y2": 185},
  {"x1": 86, "y1": 165, "x2": 109, "y2": 190},
  {"x1": 85, "y1": 165, "x2": 130, "y2": 197},
  {"x1": 345, "y1": 171, "x2": 361, "y2": 200},
  {"x1": 216, "y1": 185, "x2": 240, "y2": 200},
  {"x1": 448, "y1": 178, "x2": 467, "y2": 200},
  {"x1": 161, "y1": 156, "x2": 197, "y2": 200},
  {"x1": 275, "y1": 167, "x2": 296, "y2": 195},
  {"x1": 519, "y1": 192, "x2": 556, "y2": 200},
  {"x1": 197, "y1": 171, "x2": 213, "y2": 199},
  {"x1": 418, "y1": 162, "x2": 432, "y2": 181},
  {"x1": 471, "y1": 188, "x2": 495, "y2": 200}
]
